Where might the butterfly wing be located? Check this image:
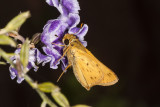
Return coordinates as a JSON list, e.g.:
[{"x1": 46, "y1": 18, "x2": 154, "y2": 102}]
[
  {"x1": 85, "y1": 49, "x2": 119, "y2": 86},
  {"x1": 68, "y1": 47, "x2": 118, "y2": 90},
  {"x1": 71, "y1": 49, "x2": 103, "y2": 90}
]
